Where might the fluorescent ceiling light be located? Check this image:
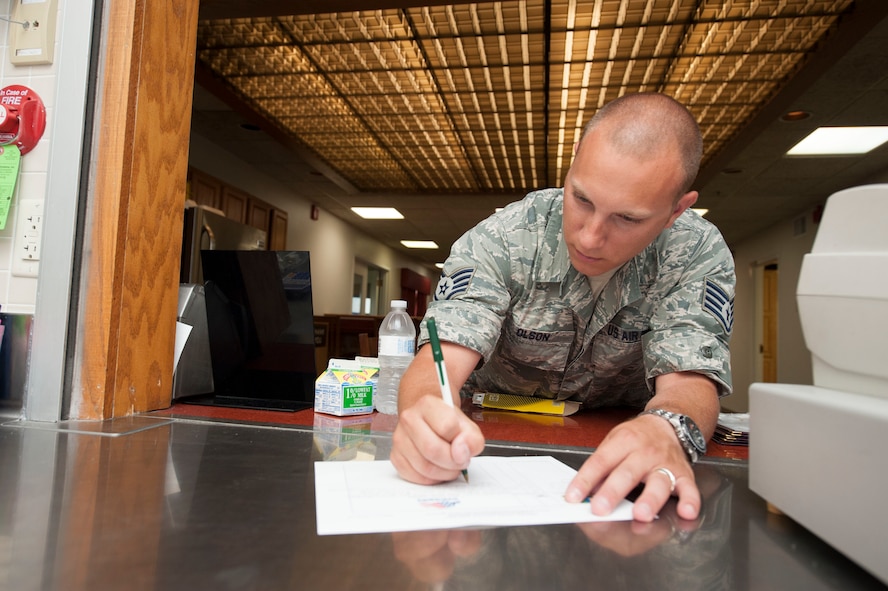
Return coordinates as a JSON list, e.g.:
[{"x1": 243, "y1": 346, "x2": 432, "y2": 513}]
[
  {"x1": 692, "y1": 208, "x2": 709, "y2": 217},
  {"x1": 351, "y1": 207, "x2": 404, "y2": 219},
  {"x1": 401, "y1": 240, "x2": 438, "y2": 249},
  {"x1": 787, "y1": 126, "x2": 888, "y2": 156}
]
